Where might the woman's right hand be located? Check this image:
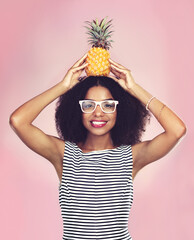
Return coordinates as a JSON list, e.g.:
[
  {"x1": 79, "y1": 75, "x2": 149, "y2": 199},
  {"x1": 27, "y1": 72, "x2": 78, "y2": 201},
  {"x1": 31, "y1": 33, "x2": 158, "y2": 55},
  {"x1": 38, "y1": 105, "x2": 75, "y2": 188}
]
[{"x1": 62, "y1": 53, "x2": 88, "y2": 90}]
